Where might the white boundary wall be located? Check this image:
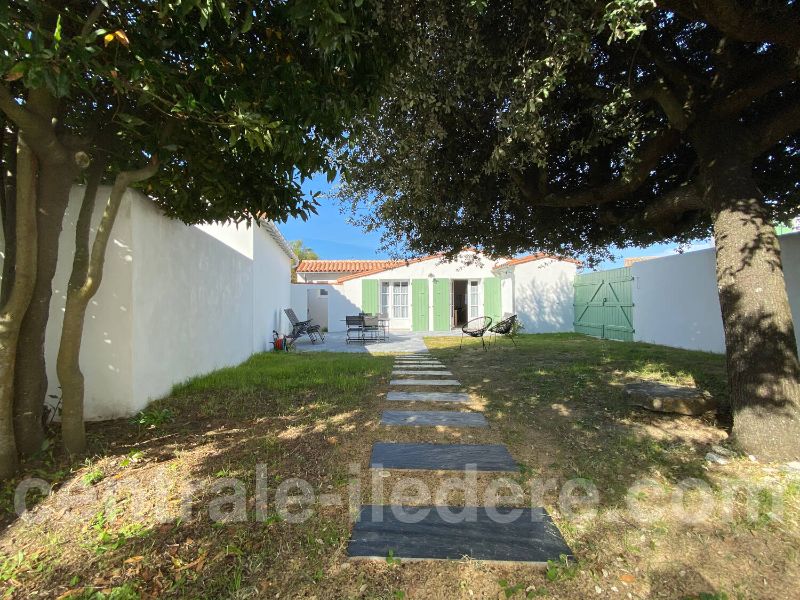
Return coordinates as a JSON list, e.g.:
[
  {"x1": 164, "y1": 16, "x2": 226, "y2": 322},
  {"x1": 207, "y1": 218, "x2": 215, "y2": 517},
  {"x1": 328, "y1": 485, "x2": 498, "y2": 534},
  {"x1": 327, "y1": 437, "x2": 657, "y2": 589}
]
[
  {"x1": 1, "y1": 185, "x2": 294, "y2": 420},
  {"x1": 632, "y1": 232, "x2": 800, "y2": 353}
]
